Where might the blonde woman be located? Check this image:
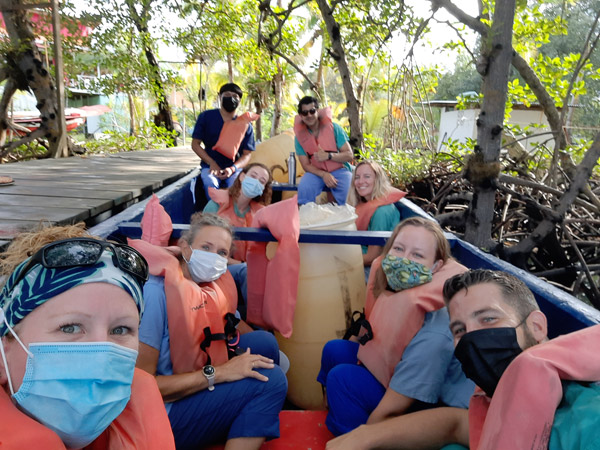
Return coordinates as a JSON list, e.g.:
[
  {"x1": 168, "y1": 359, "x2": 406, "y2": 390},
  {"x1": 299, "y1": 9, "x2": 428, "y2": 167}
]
[{"x1": 348, "y1": 160, "x2": 406, "y2": 268}]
